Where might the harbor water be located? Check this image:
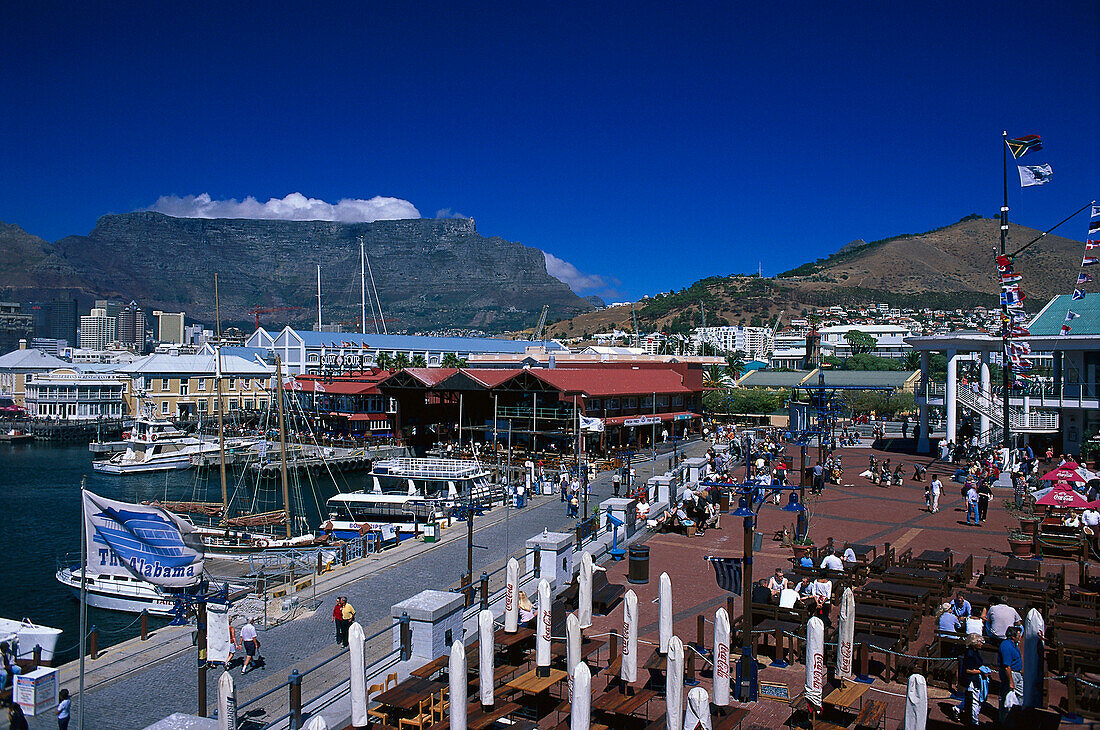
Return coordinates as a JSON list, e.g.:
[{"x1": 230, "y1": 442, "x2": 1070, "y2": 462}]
[{"x1": 0, "y1": 440, "x2": 359, "y2": 663}]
